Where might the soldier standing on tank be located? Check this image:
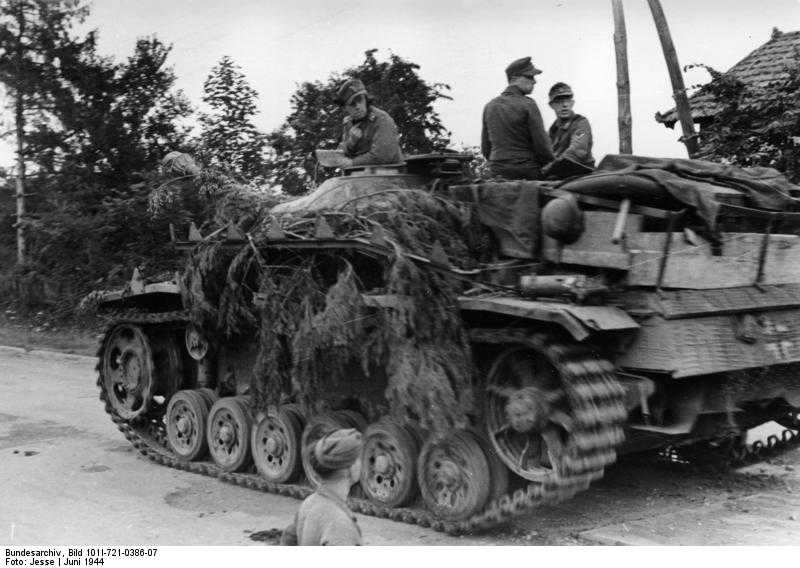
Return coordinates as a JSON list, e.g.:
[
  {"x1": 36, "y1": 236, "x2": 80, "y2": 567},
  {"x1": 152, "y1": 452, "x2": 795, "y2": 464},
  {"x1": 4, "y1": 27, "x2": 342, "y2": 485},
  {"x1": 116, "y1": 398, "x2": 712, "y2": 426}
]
[
  {"x1": 546, "y1": 82, "x2": 595, "y2": 169},
  {"x1": 481, "y1": 56, "x2": 554, "y2": 180},
  {"x1": 281, "y1": 428, "x2": 364, "y2": 546},
  {"x1": 335, "y1": 78, "x2": 403, "y2": 168}
]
